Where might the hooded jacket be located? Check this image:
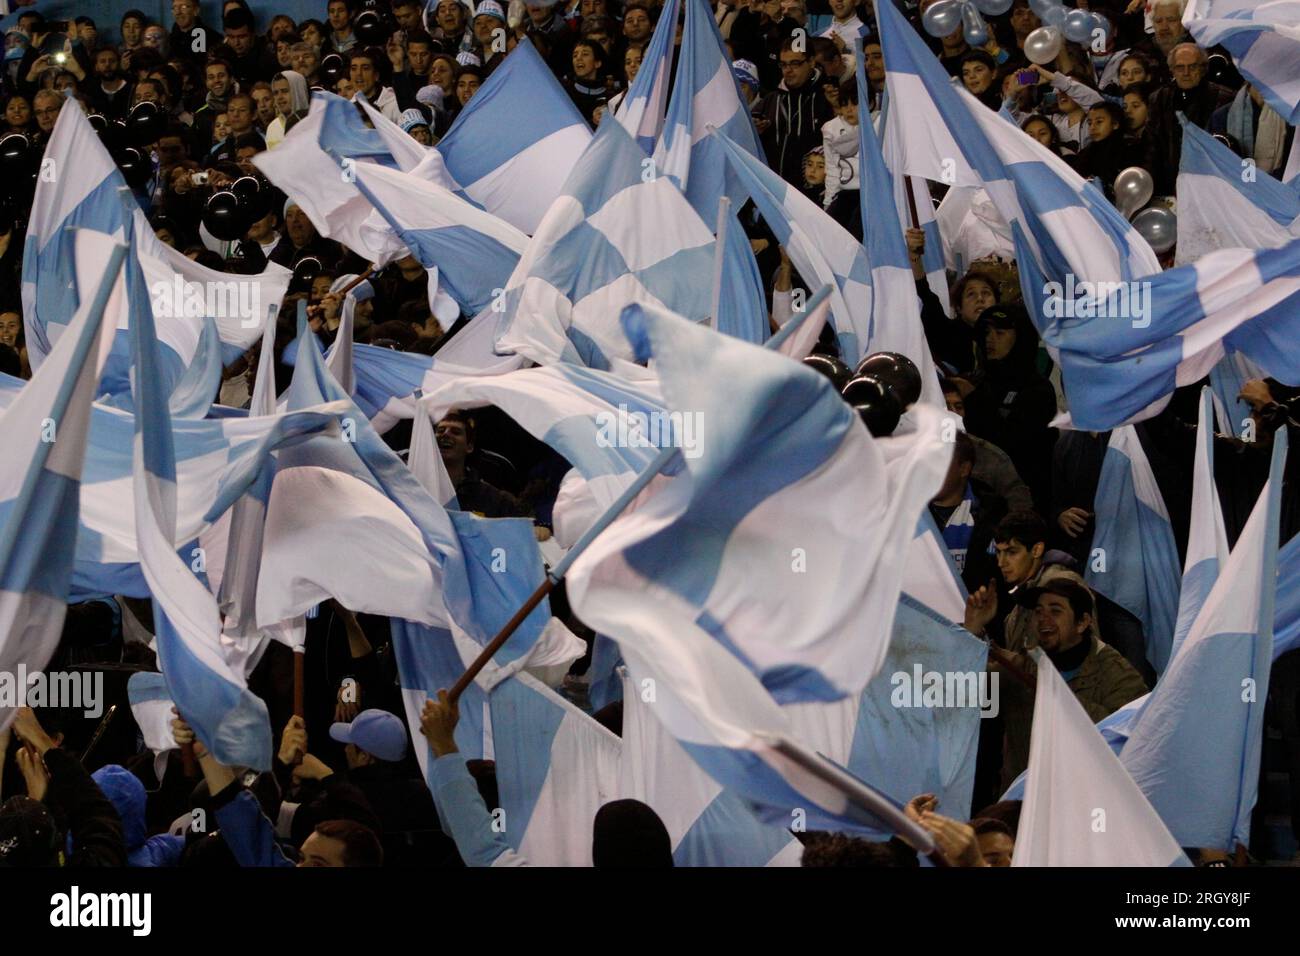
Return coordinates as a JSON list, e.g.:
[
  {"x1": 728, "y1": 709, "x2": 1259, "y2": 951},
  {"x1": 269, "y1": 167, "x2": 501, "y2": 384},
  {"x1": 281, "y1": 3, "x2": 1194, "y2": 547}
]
[
  {"x1": 821, "y1": 115, "x2": 859, "y2": 210},
  {"x1": 265, "y1": 70, "x2": 310, "y2": 149},
  {"x1": 756, "y1": 69, "x2": 834, "y2": 187},
  {"x1": 89, "y1": 765, "x2": 184, "y2": 867}
]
